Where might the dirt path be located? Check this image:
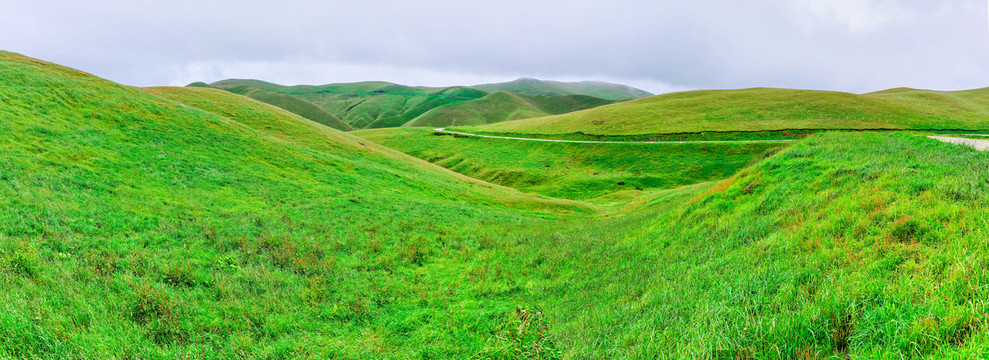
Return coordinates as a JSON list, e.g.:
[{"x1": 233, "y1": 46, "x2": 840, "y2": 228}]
[
  {"x1": 928, "y1": 136, "x2": 989, "y2": 151},
  {"x1": 432, "y1": 128, "x2": 798, "y2": 145}
]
